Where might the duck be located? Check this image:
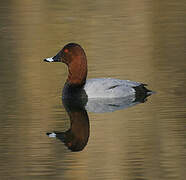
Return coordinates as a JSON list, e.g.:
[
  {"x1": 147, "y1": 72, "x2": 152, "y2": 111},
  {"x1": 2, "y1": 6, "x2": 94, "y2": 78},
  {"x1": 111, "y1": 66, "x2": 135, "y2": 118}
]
[{"x1": 44, "y1": 43, "x2": 152, "y2": 99}]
